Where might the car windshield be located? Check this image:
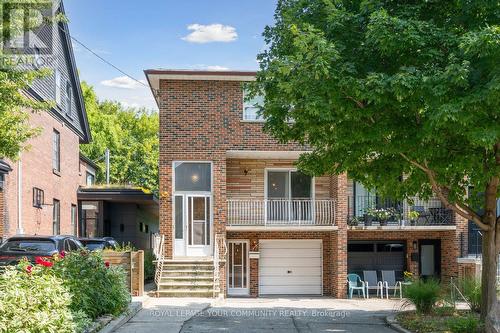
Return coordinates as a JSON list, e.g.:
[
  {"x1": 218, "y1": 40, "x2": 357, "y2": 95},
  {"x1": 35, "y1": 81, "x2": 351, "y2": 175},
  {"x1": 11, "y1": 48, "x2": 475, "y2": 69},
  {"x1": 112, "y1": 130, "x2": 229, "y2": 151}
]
[
  {"x1": 84, "y1": 242, "x2": 106, "y2": 250},
  {"x1": 0, "y1": 240, "x2": 56, "y2": 253}
]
